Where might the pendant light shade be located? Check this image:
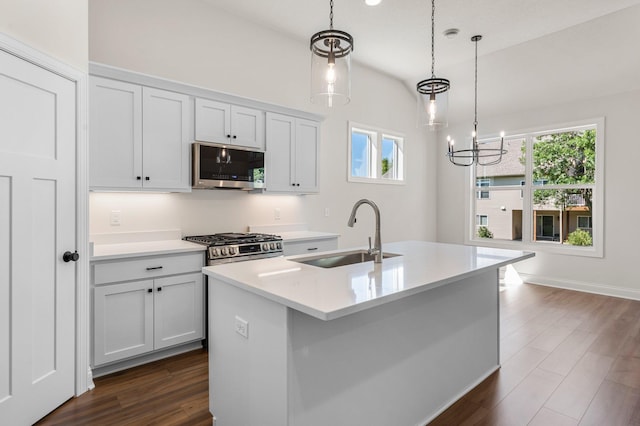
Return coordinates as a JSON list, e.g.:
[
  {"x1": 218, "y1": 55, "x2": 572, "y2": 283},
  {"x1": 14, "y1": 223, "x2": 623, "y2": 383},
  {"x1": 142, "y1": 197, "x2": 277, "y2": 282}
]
[
  {"x1": 447, "y1": 35, "x2": 506, "y2": 166},
  {"x1": 416, "y1": 0, "x2": 449, "y2": 127},
  {"x1": 310, "y1": 0, "x2": 354, "y2": 107}
]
